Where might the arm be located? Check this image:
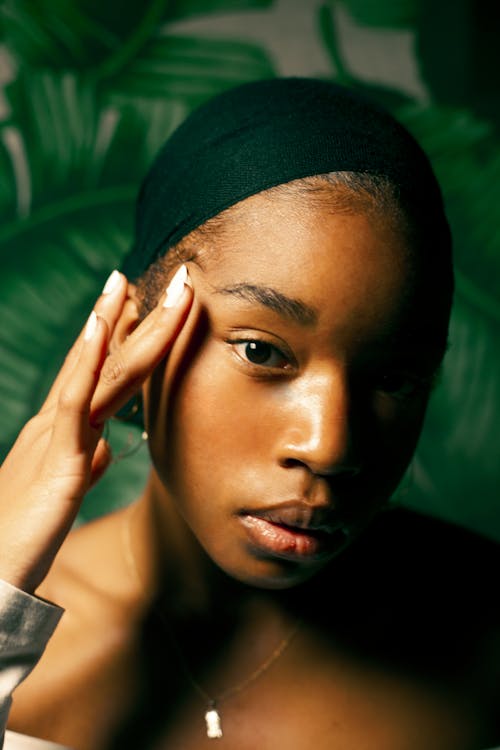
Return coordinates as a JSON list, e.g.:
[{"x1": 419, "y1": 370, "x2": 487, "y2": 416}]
[{"x1": 0, "y1": 266, "x2": 193, "y2": 740}]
